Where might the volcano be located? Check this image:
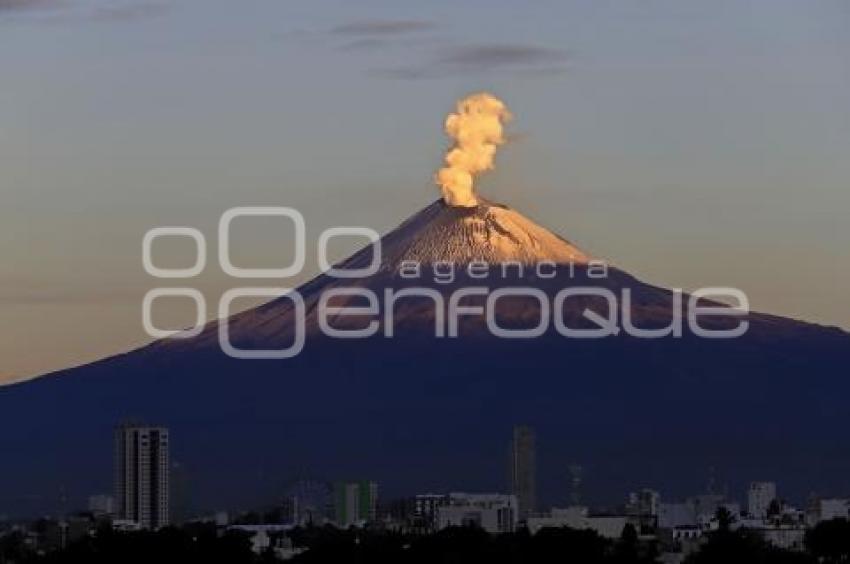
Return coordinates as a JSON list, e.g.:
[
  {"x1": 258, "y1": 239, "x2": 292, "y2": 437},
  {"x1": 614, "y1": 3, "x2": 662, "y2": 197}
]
[
  {"x1": 1, "y1": 199, "x2": 848, "y2": 517},
  {"x1": 160, "y1": 199, "x2": 596, "y2": 355}
]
